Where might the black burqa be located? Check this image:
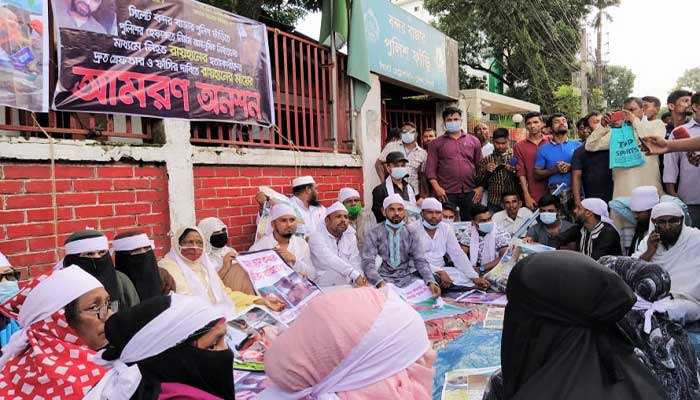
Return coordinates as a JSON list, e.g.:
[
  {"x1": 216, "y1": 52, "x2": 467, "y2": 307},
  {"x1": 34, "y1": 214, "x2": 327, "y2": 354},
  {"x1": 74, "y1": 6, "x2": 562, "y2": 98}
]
[
  {"x1": 501, "y1": 250, "x2": 667, "y2": 400},
  {"x1": 115, "y1": 249, "x2": 162, "y2": 301},
  {"x1": 101, "y1": 296, "x2": 235, "y2": 400},
  {"x1": 64, "y1": 230, "x2": 120, "y2": 301}
]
